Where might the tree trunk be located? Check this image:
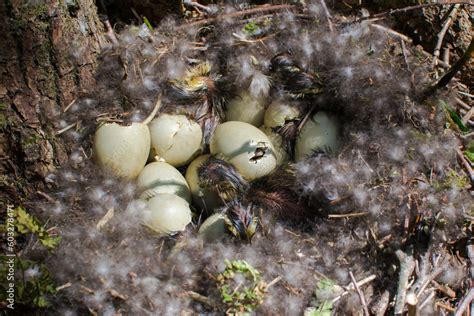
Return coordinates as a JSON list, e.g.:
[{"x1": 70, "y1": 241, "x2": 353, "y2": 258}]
[{"x1": 0, "y1": 0, "x2": 106, "y2": 204}]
